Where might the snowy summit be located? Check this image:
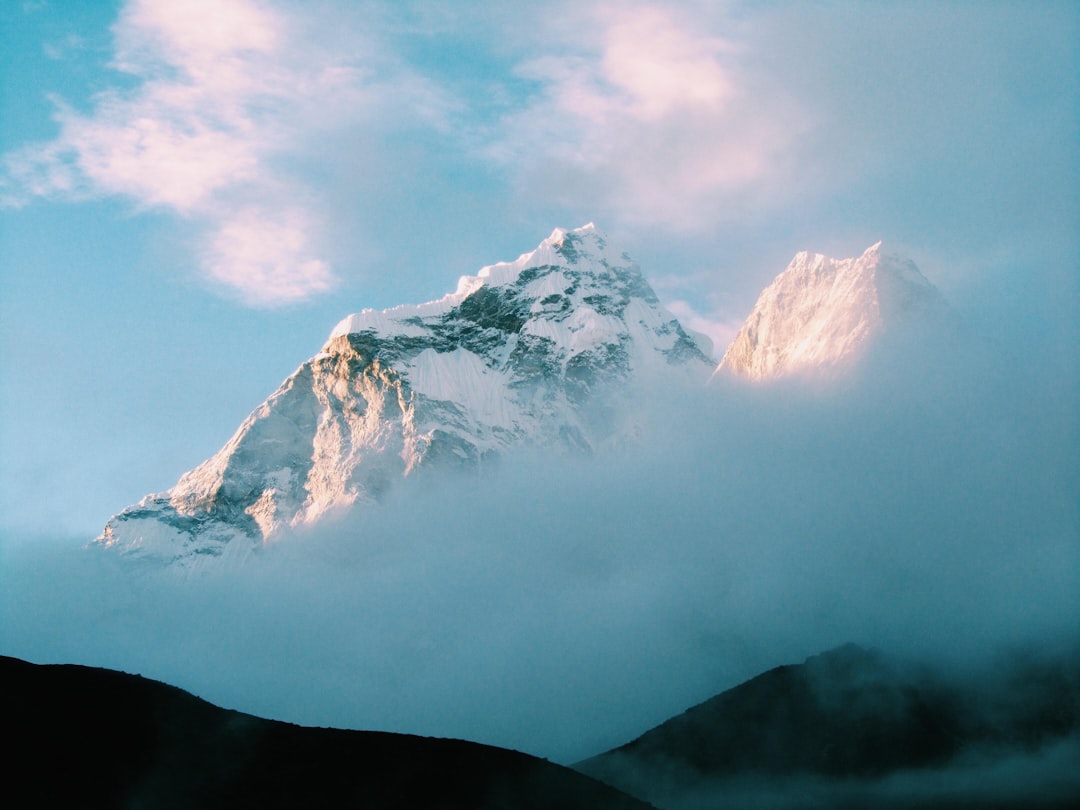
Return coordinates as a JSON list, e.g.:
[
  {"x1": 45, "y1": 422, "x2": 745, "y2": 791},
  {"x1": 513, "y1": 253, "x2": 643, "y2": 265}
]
[
  {"x1": 715, "y1": 242, "x2": 948, "y2": 381},
  {"x1": 95, "y1": 231, "x2": 951, "y2": 563},
  {"x1": 96, "y1": 225, "x2": 714, "y2": 562}
]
